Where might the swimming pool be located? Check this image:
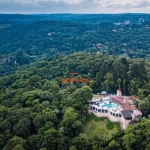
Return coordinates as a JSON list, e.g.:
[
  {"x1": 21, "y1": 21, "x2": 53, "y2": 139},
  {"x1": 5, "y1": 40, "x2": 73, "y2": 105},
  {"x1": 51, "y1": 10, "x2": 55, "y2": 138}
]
[{"x1": 102, "y1": 103, "x2": 117, "y2": 109}]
